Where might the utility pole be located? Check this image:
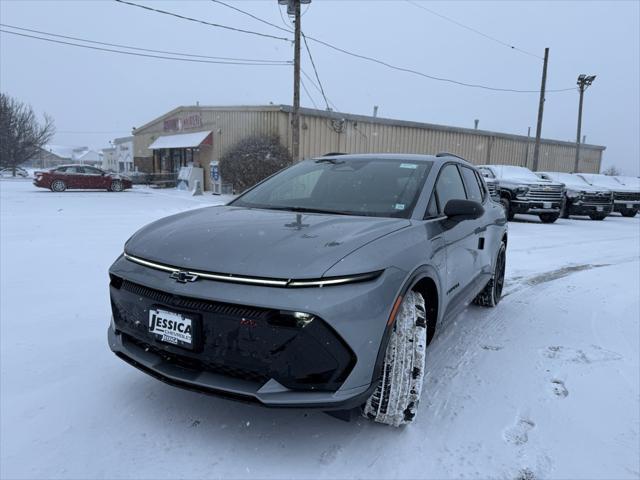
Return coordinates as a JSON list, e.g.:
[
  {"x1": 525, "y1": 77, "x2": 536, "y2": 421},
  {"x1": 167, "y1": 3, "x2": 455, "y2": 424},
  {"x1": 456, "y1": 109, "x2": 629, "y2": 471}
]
[
  {"x1": 574, "y1": 74, "x2": 596, "y2": 172},
  {"x1": 280, "y1": 0, "x2": 310, "y2": 161},
  {"x1": 291, "y1": 0, "x2": 301, "y2": 161},
  {"x1": 532, "y1": 47, "x2": 549, "y2": 172}
]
